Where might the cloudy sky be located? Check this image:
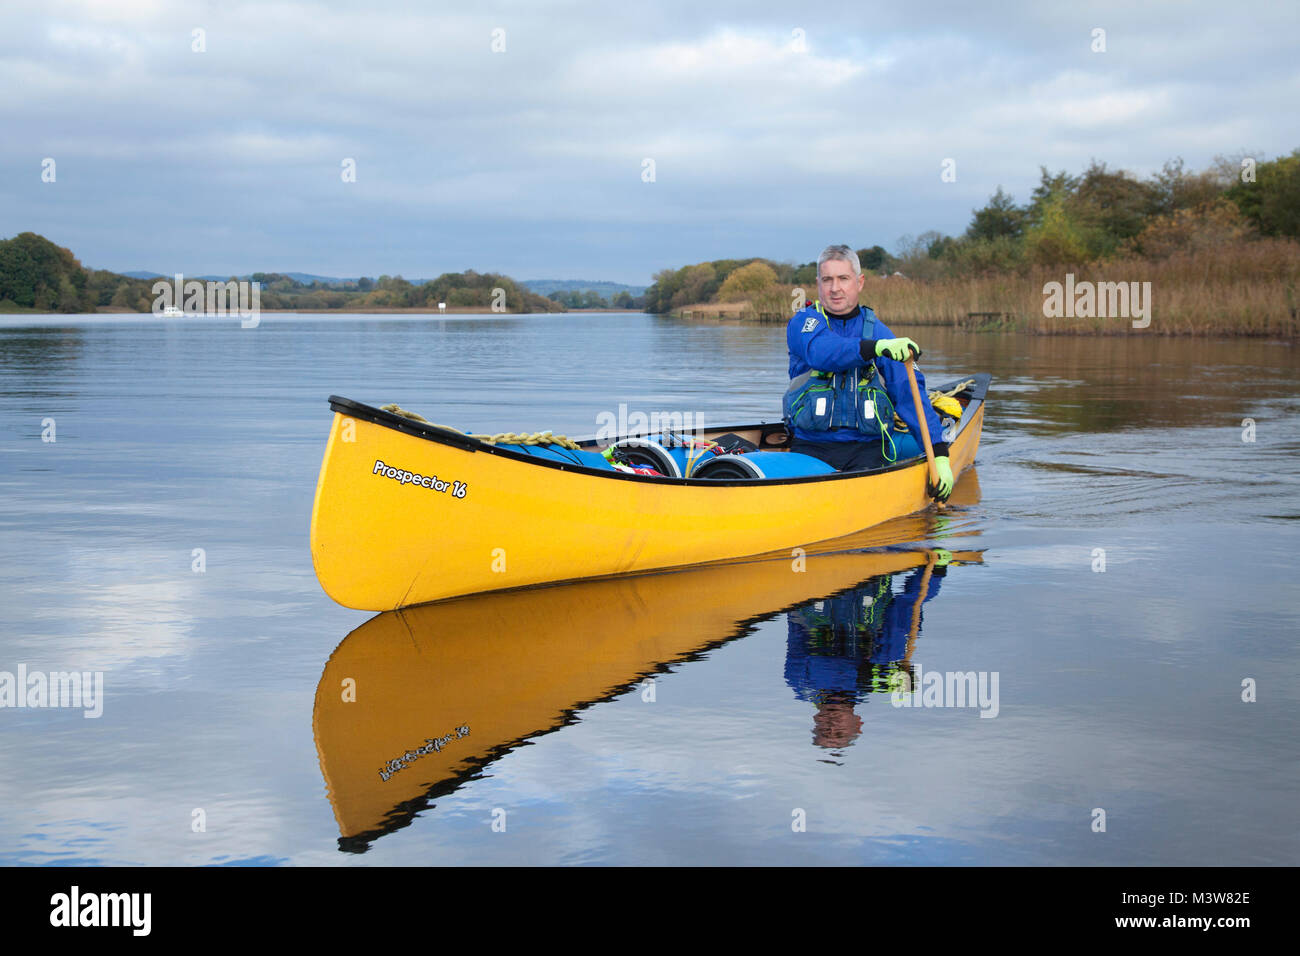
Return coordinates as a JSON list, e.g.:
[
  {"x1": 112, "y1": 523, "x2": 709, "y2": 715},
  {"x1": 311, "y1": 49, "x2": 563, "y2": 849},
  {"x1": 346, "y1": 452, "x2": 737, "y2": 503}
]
[{"x1": 1, "y1": 0, "x2": 1296, "y2": 285}]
